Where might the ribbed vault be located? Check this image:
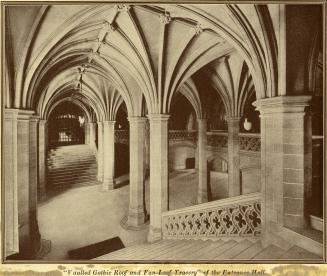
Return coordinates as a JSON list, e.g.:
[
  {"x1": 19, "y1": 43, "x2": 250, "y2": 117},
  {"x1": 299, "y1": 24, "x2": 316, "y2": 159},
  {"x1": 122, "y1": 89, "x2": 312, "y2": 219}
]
[{"x1": 5, "y1": 4, "x2": 278, "y2": 118}]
